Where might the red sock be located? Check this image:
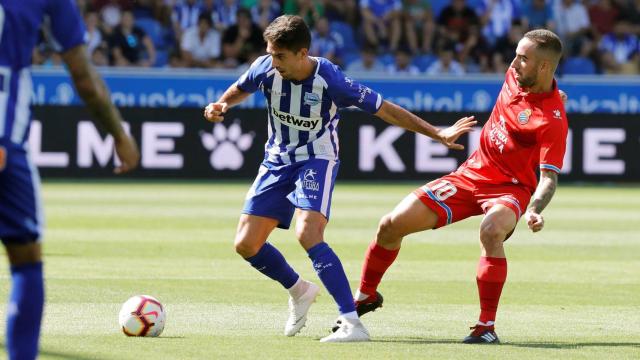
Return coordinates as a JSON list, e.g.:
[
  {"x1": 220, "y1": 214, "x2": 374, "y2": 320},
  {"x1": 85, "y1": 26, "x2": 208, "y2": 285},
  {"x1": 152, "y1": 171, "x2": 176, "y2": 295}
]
[
  {"x1": 359, "y1": 242, "x2": 400, "y2": 296},
  {"x1": 476, "y1": 256, "x2": 507, "y2": 324}
]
